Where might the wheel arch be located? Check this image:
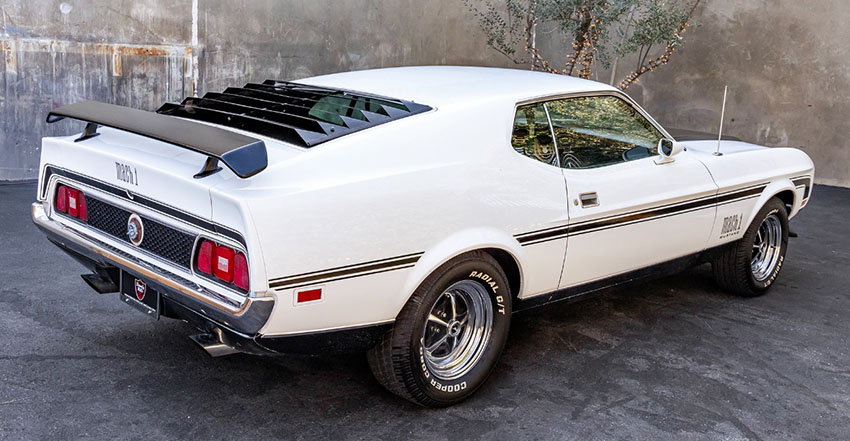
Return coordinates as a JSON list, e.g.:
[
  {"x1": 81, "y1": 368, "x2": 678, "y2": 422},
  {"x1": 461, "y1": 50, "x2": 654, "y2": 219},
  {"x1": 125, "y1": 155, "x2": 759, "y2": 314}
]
[
  {"x1": 746, "y1": 179, "x2": 797, "y2": 230},
  {"x1": 481, "y1": 248, "x2": 522, "y2": 306},
  {"x1": 400, "y1": 228, "x2": 526, "y2": 312},
  {"x1": 774, "y1": 189, "x2": 796, "y2": 216}
]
